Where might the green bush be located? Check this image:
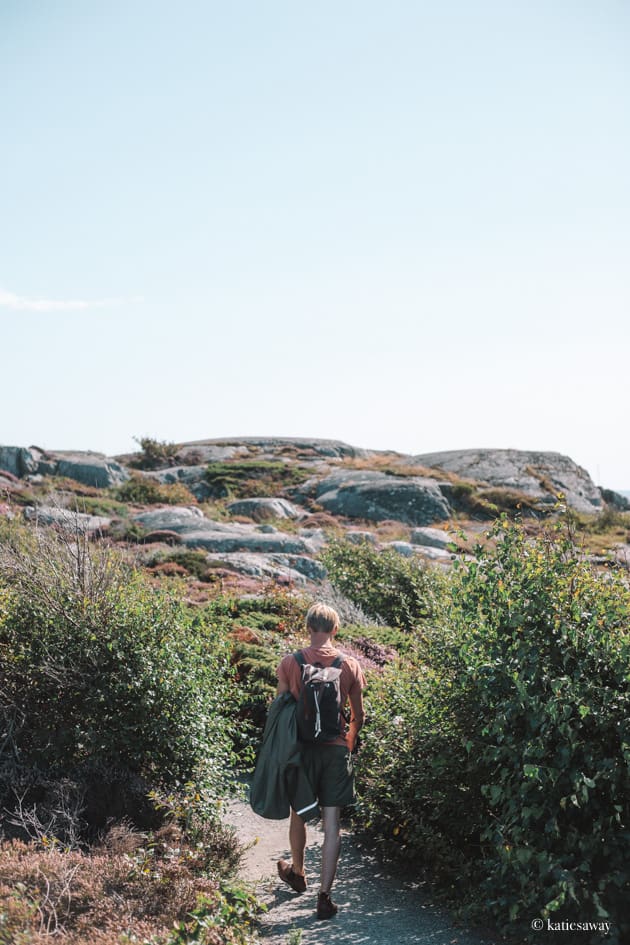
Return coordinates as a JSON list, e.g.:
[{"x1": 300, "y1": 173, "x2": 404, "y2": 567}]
[
  {"x1": 0, "y1": 522, "x2": 236, "y2": 829},
  {"x1": 357, "y1": 518, "x2": 630, "y2": 942},
  {"x1": 115, "y1": 474, "x2": 197, "y2": 505},
  {"x1": 320, "y1": 537, "x2": 442, "y2": 631},
  {"x1": 130, "y1": 436, "x2": 180, "y2": 470}
]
